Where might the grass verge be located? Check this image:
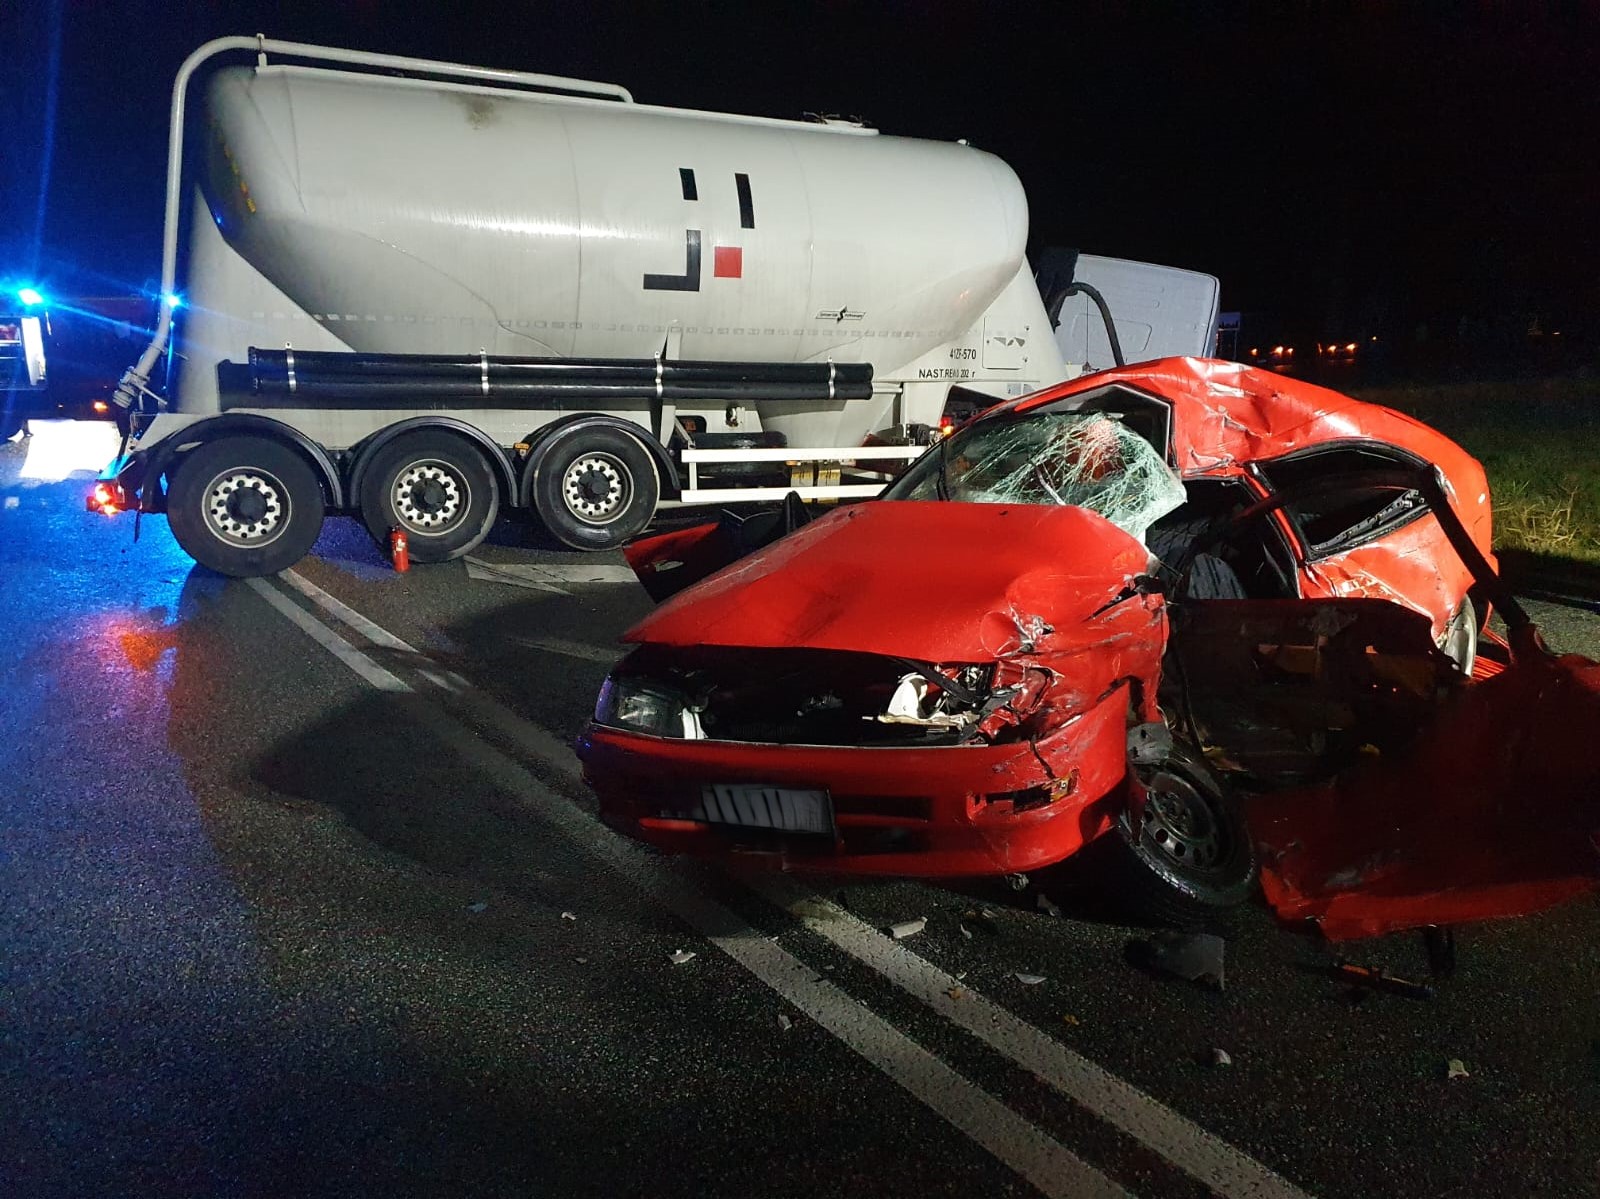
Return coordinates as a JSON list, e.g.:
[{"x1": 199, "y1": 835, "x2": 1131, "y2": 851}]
[{"x1": 1355, "y1": 376, "x2": 1600, "y2": 567}]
